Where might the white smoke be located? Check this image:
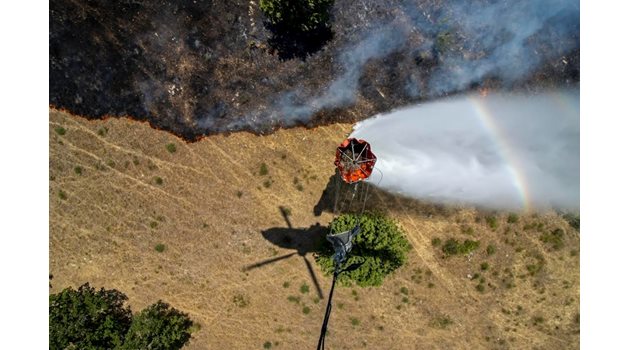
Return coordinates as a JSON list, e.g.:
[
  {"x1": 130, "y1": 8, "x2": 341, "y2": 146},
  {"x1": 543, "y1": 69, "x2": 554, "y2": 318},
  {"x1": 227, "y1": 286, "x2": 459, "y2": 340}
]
[
  {"x1": 351, "y1": 89, "x2": 579, "y2": 211},
  {"x1": 269, "y1": 0, "x2": 579, "y2": 126}
]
